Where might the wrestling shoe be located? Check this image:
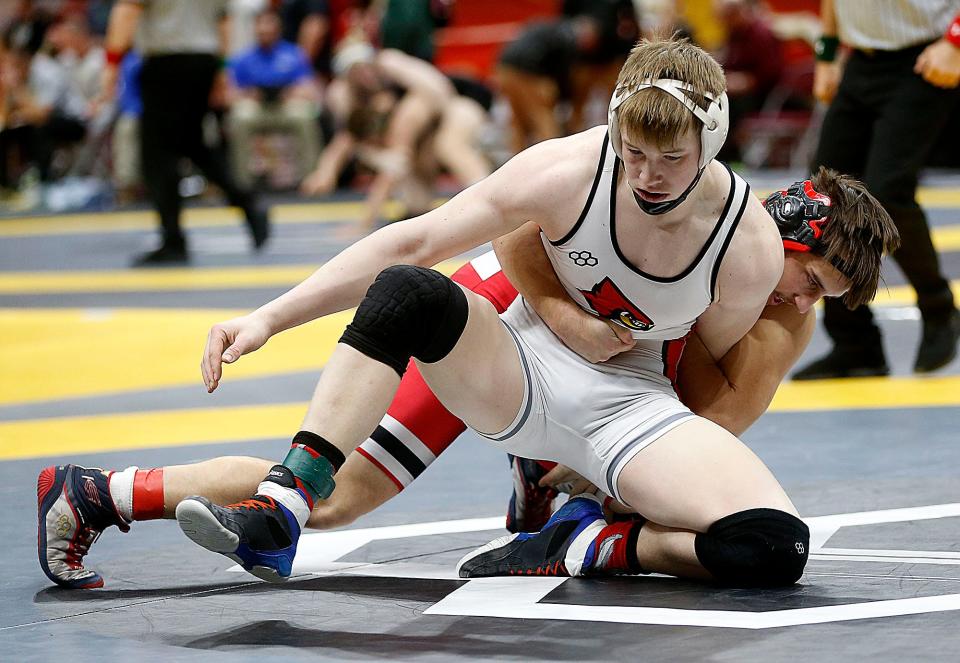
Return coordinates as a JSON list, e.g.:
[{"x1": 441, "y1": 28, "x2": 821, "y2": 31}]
[
  {"x1": 459, "y1": 494, "x2": 606, "y2": 577},
  {"x1": 37, "y1": 465, "x2": 130, "y2": 589},
  {"x1": 175, "y1": 465, "x2": 308, "y2": 582},
  {"x1": 505, "y1": 455, "x2": 558, "y2": 534}
]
